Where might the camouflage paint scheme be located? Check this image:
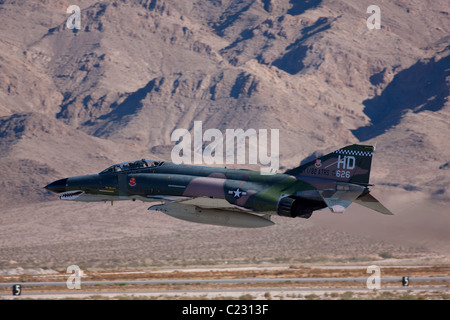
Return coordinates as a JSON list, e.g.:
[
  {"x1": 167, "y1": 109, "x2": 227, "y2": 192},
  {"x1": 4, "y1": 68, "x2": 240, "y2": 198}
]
[{"x1": 45, "y1": 144, "x2": 392, "y2": 228}]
